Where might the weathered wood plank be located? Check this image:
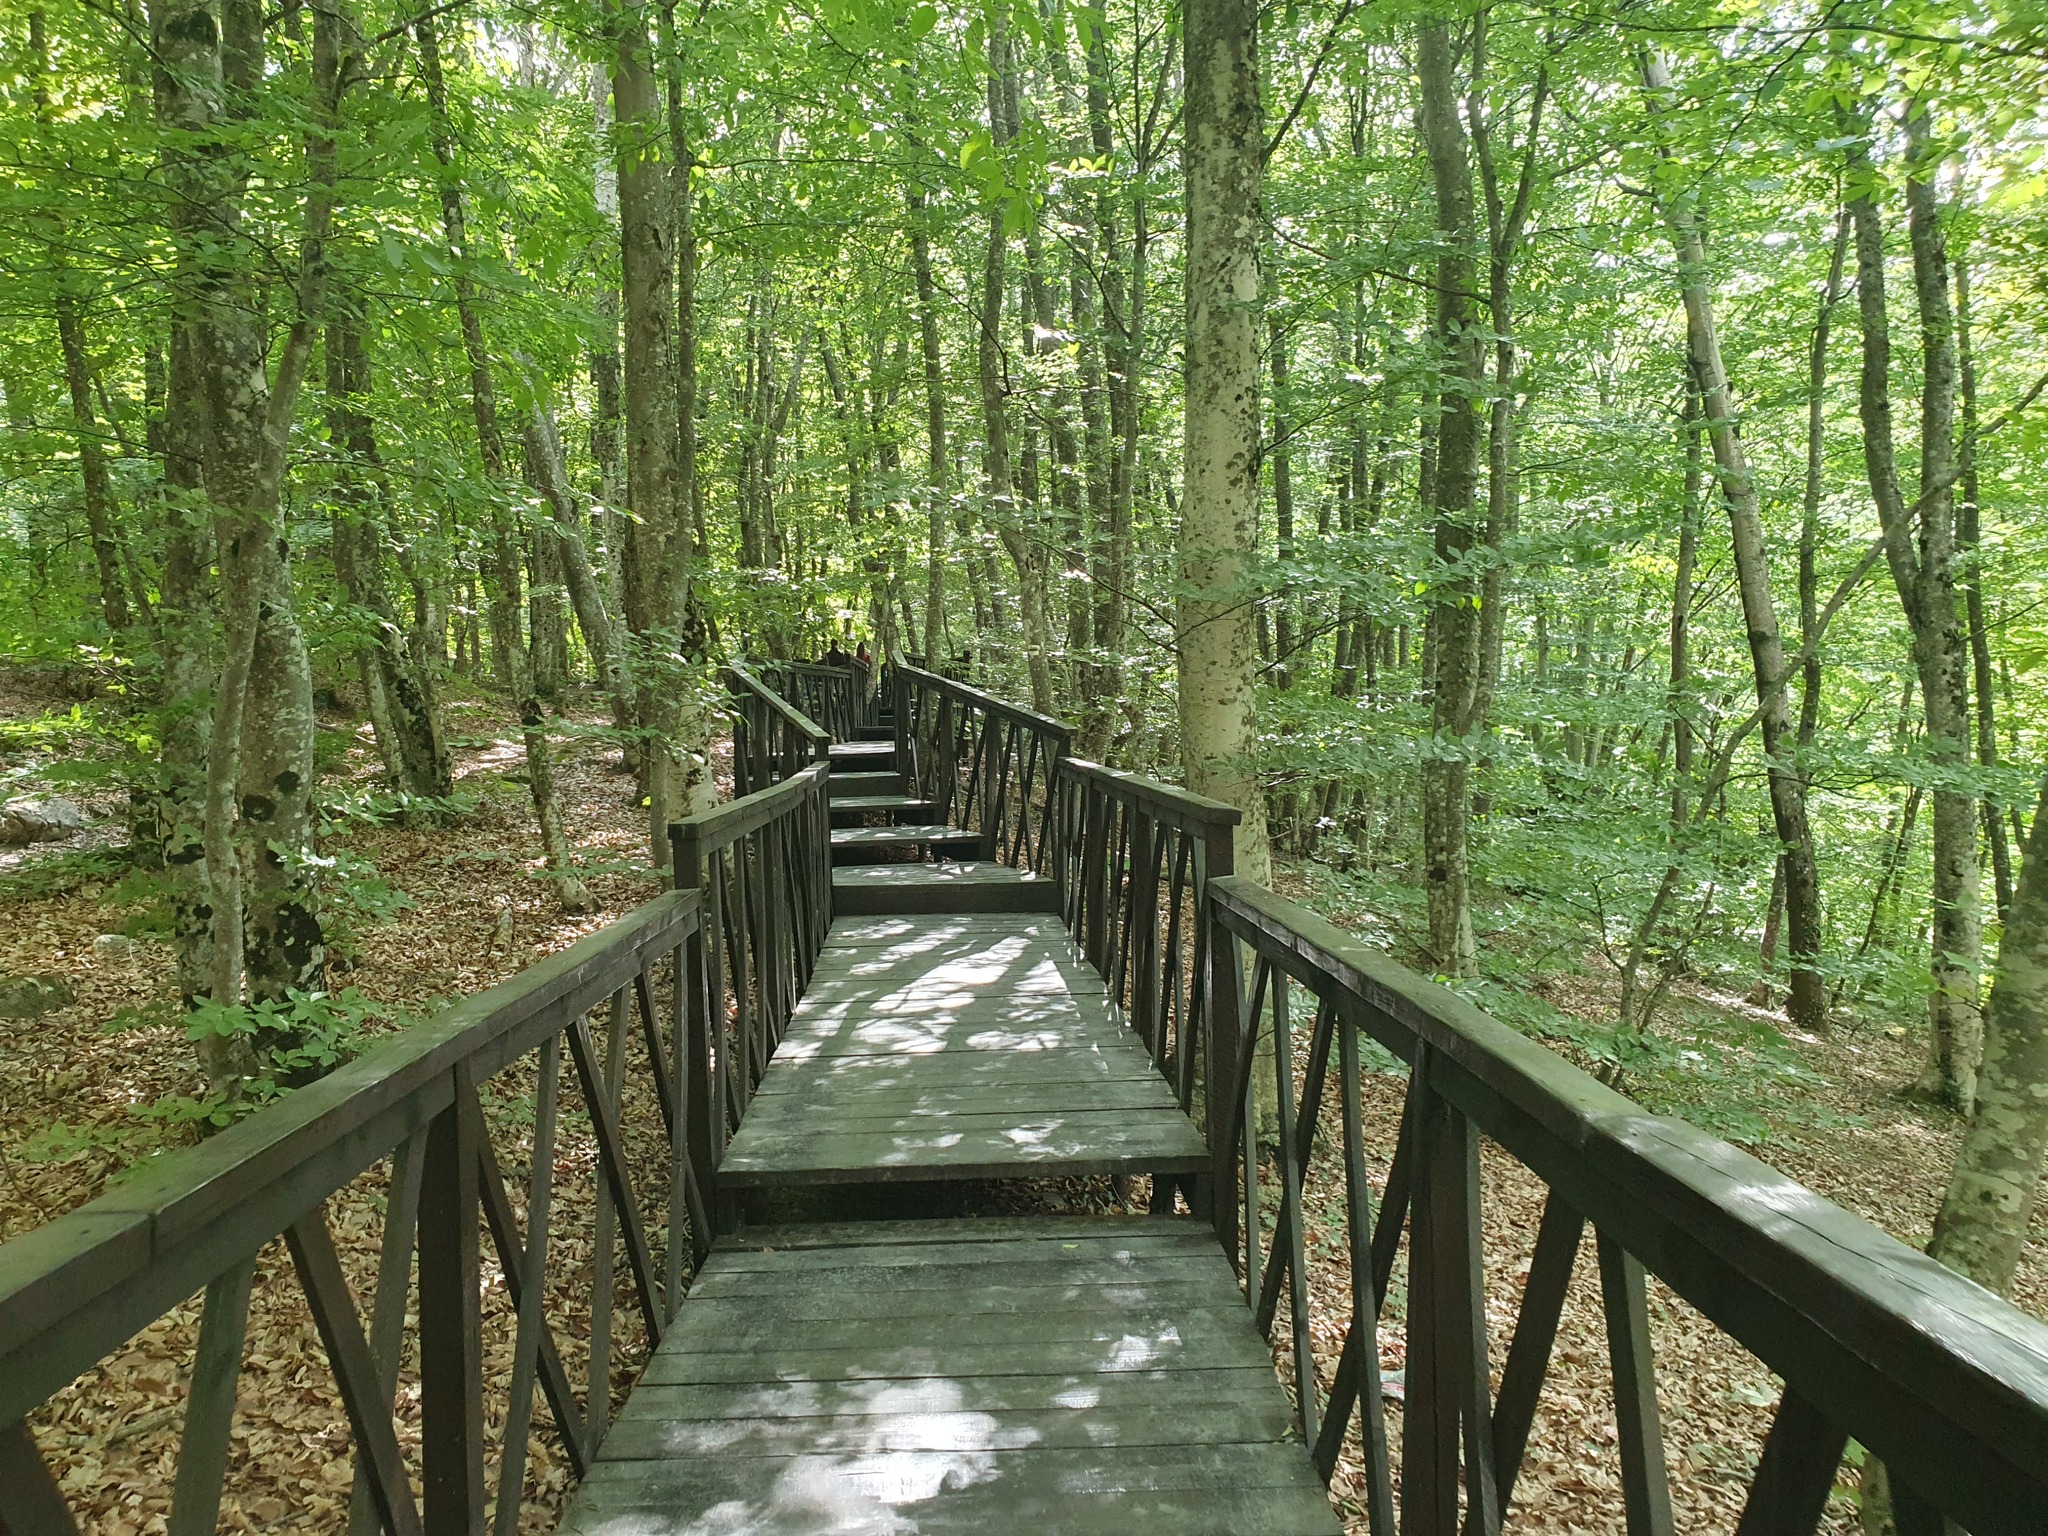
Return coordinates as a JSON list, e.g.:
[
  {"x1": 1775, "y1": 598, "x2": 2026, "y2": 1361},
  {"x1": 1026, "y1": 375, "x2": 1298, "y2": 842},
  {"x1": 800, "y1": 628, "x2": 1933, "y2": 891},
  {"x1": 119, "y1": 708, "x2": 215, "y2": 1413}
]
[
  {"x1": 599, "y1": 1399, "x2": 1299, "y2": 1459},
  {"x1": 638, "y1": 1337, "x2": 1274, "y2": 1387},
  {"x1": 562, "y1": 1451, "x2": 1338, "y2": 1536},
  {"x1": 558, "y1": 1217, "x2": 1335, "y2": 1533}
]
